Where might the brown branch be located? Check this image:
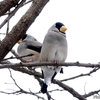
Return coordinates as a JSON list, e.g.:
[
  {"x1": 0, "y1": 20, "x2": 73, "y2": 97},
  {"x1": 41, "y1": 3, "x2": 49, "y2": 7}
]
[
  {"x1": 0, "y1": 61, "x2": 100, "y2": 69},
  {"x1": 53, "y1": 80, "x2": 86, "y2": 100},
  {"x1": 0, "y1": 61, "x2": 98, "y2": 100},
  {"x1": 0, "y1": 0, "x2": 20, "y2": 16},
  {"x1": 0, "y1": 0, "x2": 49, "y2": 62},
  {"x1": 11, "y1": 67, "x2": 86, "y2": 100},
  {"x1": 0, "y1": 0, "x2": 26, "y2": 29}
]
